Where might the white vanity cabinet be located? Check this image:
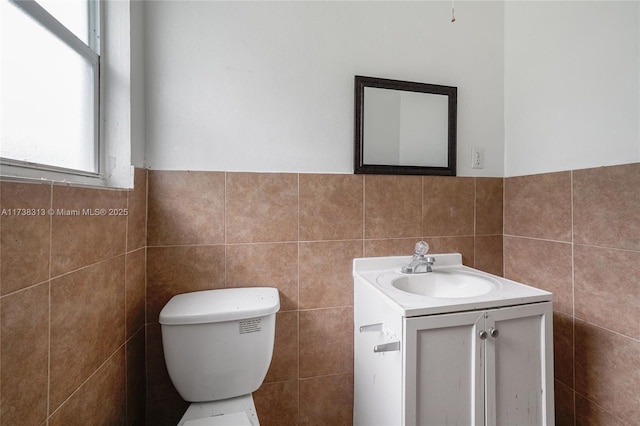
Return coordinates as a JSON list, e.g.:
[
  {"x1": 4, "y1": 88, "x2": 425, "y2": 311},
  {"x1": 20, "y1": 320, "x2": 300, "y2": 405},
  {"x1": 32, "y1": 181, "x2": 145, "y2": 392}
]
[
  {"x1": 353, "y1": 254, "x2": 554, "y2": 426},
  {"x1": 404, "y1": 302, "x2": 553, "y2": 425}
]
